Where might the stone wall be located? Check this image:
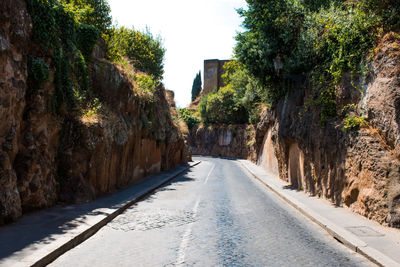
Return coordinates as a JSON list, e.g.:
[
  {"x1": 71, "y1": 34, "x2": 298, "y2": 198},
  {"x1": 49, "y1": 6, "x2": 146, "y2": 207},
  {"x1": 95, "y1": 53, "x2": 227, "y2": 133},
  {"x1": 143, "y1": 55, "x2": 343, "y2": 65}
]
[
  {"x1": 56, "y1": 60, "x2": 189, "y2": 203},
  {"x1": 189, "y1": 124, "x2": 256, "y2": 160},
  {"x1": 0, "y1": 1, "x2": 189, "y2": 224},
  {"x1": 189, "y1": 33, "x2": 400, "y2": 228},
  {"x1": 257, "y1": 128, "x2": 279, "y2": 176},
  {"x1": 0, "y1": 0, "x2": 32, "y2": 223},
  {"x1": 254, "y1": 33, "x2": 400, "y2": 228}
]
